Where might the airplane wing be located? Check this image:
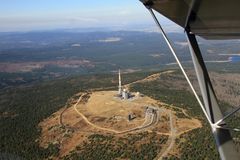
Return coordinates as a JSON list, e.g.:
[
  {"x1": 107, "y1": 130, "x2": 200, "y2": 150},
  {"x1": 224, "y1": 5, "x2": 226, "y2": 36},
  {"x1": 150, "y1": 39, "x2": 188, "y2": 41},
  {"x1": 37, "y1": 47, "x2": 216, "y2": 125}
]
[{"x1": 140, "y1": 0, "x2": 240, "y2": 39}]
